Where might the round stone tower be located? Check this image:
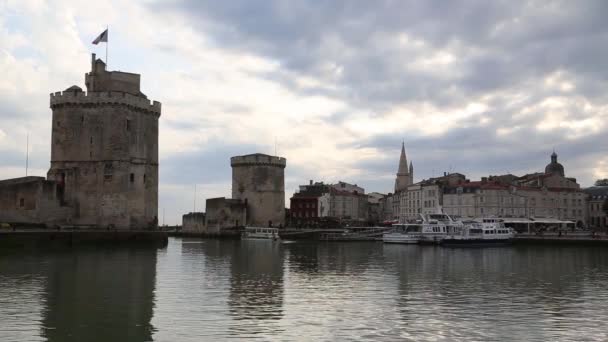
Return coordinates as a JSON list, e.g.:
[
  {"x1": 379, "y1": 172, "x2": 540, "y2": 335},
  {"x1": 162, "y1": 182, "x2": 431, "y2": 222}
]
[
  {"x1": 231, "y1": 153, "x2": 286, "y2": 227},
  {"x1": 47, "y1": 54, "x2": 161, "y2": 229}
]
